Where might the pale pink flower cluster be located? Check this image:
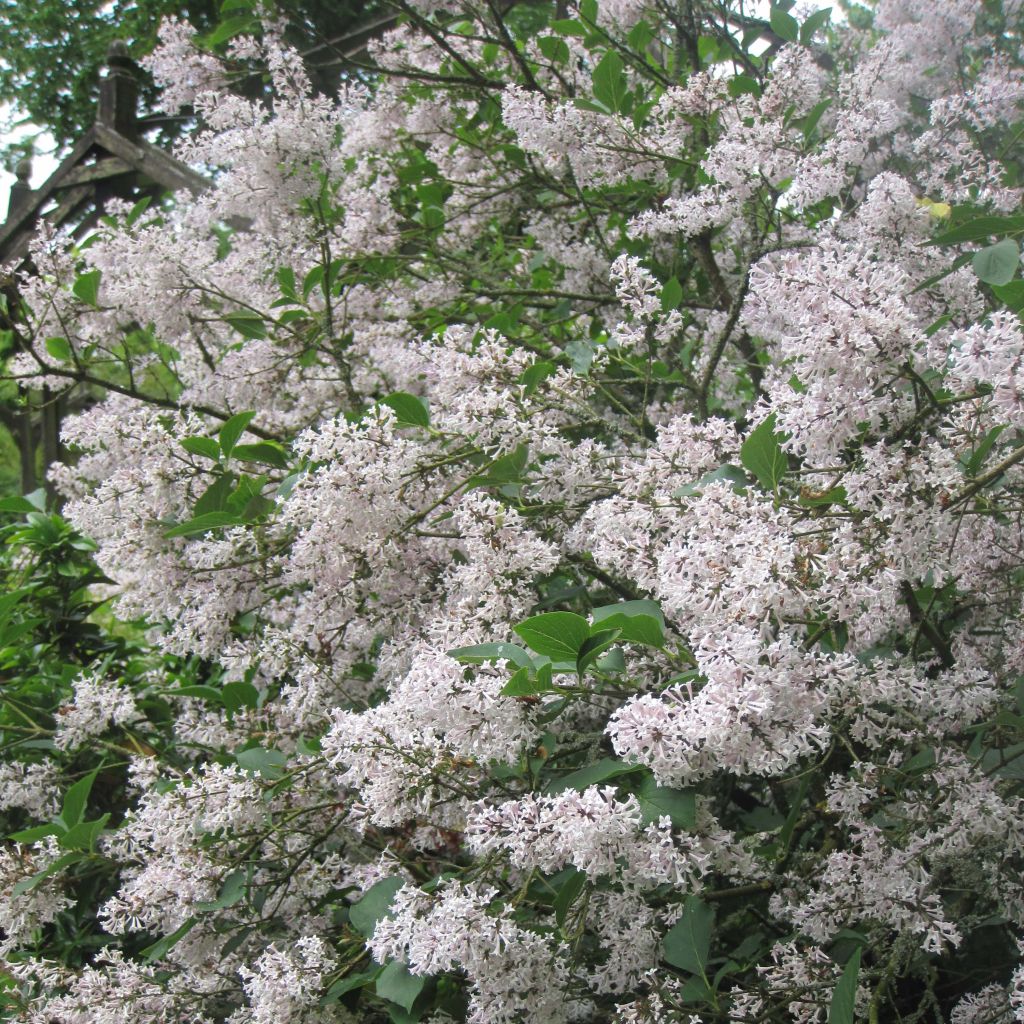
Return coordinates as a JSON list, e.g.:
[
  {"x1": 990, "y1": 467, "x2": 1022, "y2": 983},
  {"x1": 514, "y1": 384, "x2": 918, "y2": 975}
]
[
  {"x1": 7, "y1": 1, "x2": 1024, "y2": 1022},
  {"x1": 53, "y1": 672, "x2": 140, "y2": 751},
  {"x1": 233, "y1": 936, "x2": 336, "y2": 1024},
  {"x1": 370, "y1": 882, "x2": 573, "y2": 1024}
]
